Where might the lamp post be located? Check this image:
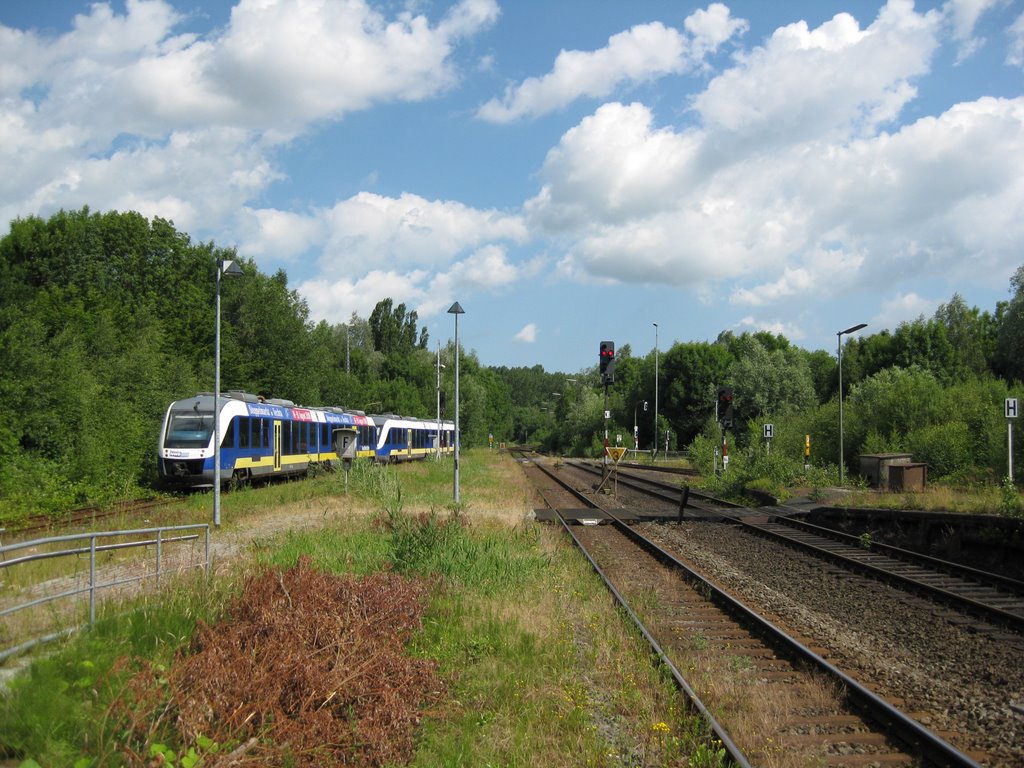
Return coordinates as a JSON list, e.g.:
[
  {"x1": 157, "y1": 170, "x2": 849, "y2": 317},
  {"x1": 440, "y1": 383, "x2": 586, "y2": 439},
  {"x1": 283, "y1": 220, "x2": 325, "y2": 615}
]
[
  {"x1": 633, "y1": 401, "x2": 647, "y2": 450},
  {"x1": 837, "y1": 322, "x2": 867, "y2": 485},
  {"x1": 567, "y1": 378, "x2": 579, "y2": 404},
  {"x1": 448, "y1": 302, "x2": 465, "y2": 503},
  {"x1": 214, "y1": 257, "x2": 244, "y2": 528},
  {"x1": 653, "y1": 322, "x2": 659, "y2": 459},
  {"x1": 436, "y1": 339, "x2": 445, "y2": 460}
]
